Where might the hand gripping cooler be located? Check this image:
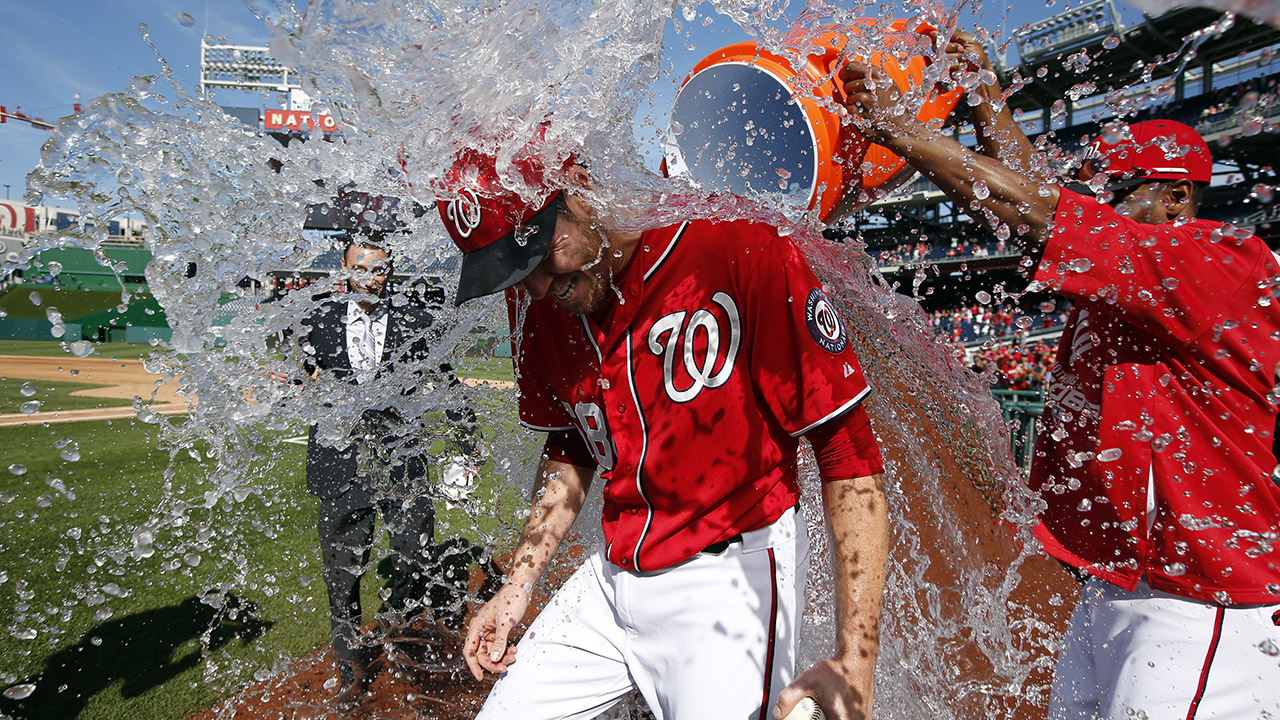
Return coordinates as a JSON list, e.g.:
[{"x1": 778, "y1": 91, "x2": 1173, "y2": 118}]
[{"x1": 664, "y1": 20, "x2": 962, "y2": 223}]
